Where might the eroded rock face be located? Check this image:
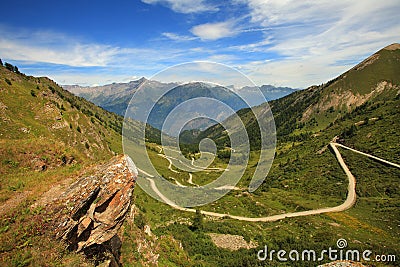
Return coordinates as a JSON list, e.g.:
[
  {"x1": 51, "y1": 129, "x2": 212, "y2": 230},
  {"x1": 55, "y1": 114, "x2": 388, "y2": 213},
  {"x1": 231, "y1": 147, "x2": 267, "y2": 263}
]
[{"x1": 53, "y1": 155, "x2": 137, "y2": 266}]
